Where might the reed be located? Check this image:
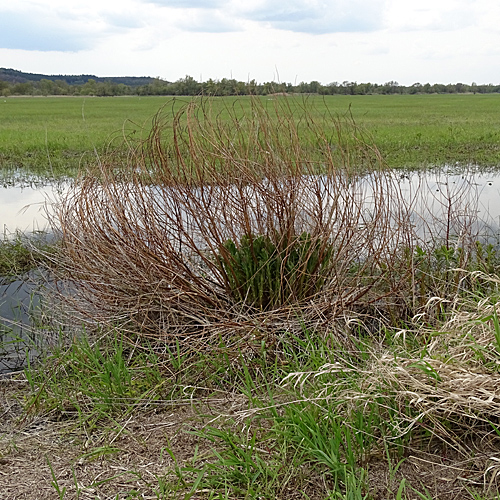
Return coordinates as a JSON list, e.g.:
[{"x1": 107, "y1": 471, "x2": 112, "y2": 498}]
[{"x1": 50, "y1": 97, "x2": 482, "y2": 353}]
